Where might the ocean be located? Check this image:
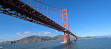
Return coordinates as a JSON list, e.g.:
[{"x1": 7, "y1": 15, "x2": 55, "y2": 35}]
[{"x1": 0, "y1": 38, "x2": 111, "y2": 49}]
